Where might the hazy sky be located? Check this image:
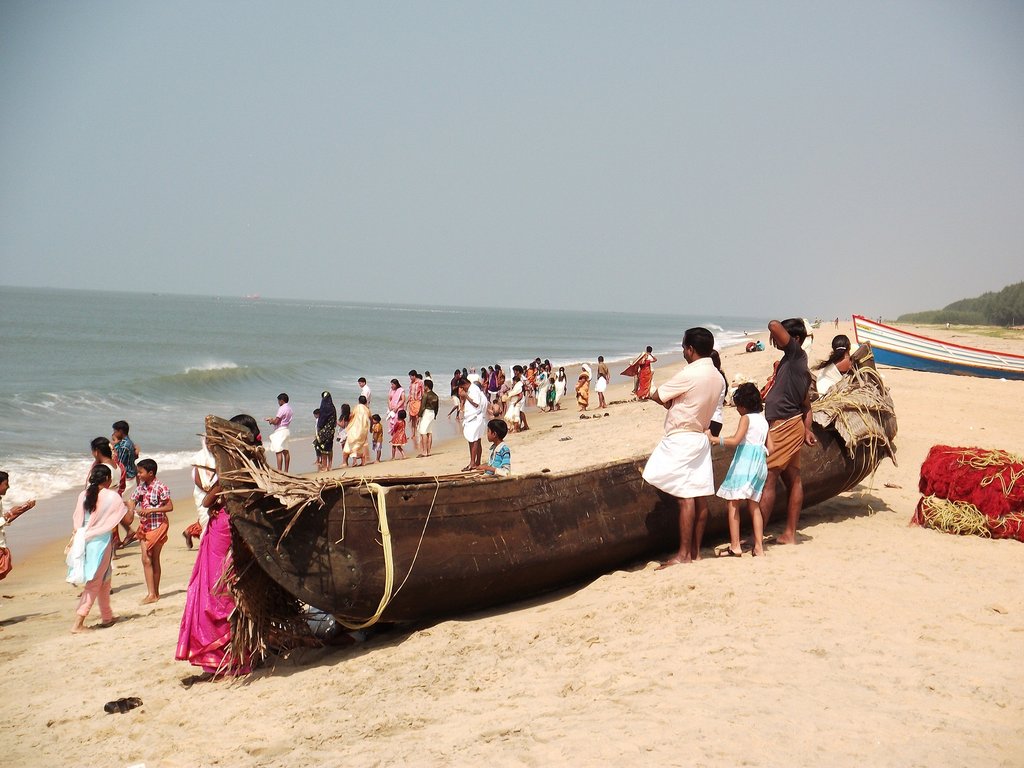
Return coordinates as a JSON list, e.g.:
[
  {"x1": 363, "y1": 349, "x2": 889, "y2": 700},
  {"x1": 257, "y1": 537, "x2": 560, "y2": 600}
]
[{"x1": 1, "y1": 1, "x2": 1022, "y2": 318}]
